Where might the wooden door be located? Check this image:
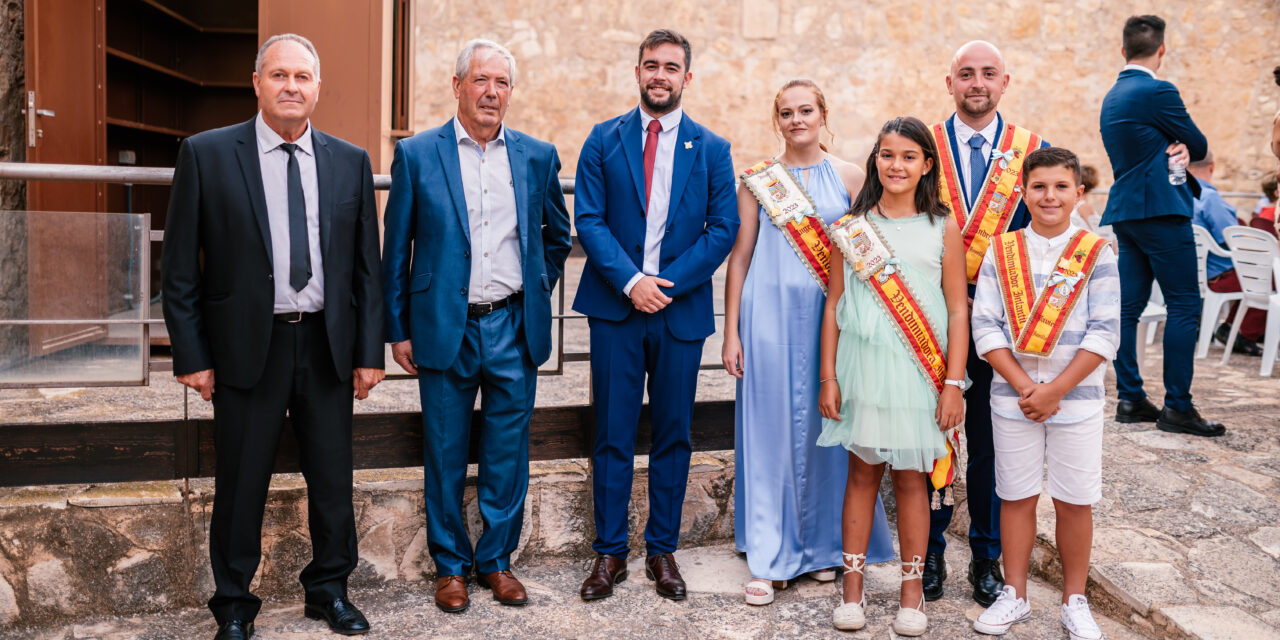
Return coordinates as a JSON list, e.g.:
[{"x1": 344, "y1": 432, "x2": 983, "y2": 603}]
[{"x1": 24, "y1": 0, "x2": 109, "y2": 356}]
